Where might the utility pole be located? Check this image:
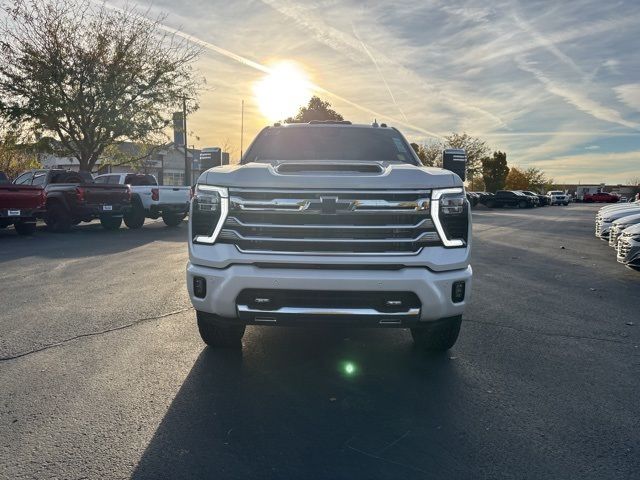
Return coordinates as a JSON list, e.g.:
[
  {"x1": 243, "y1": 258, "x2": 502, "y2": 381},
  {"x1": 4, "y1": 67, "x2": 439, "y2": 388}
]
[
  {"x1": 240, "y1": 99, "x2": 244, "y2": 160},
  {"x1": 183, "y1": 96, "x2": 190, "y2": 186}
]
